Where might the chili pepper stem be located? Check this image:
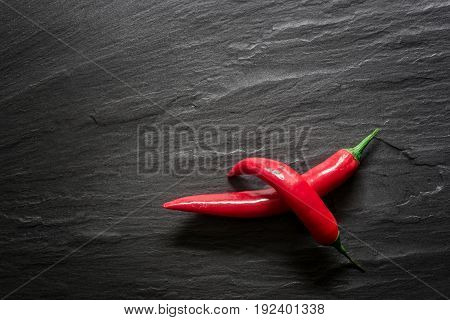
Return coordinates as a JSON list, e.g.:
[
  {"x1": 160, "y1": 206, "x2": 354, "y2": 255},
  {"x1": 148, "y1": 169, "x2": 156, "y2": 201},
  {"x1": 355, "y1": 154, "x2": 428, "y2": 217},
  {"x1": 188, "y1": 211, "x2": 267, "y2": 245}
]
[
  {"x1": 331, "y1": 235, "x2": 365, "y2": 272},
  {"x1": 346, "y1": 128, "x2": 380, "y2": 161}
]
